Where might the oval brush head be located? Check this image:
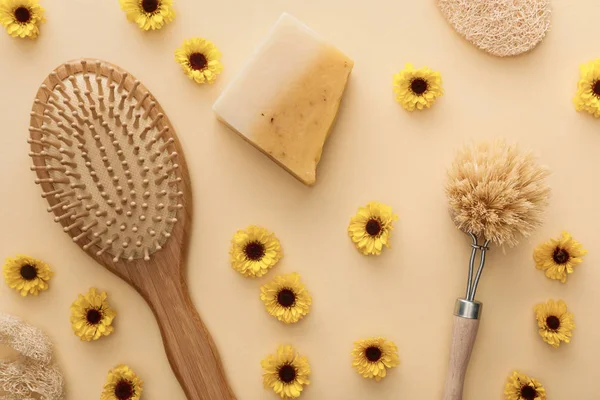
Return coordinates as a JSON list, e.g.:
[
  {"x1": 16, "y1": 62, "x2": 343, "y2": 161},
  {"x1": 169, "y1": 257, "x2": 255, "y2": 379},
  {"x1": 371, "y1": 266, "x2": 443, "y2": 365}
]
[
  {"x1": 29, "y1": 59, "x2": 183, "y2": 262},
  {"x1": 446, "y1": 139, "x2": 551, "y2": 247}
]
